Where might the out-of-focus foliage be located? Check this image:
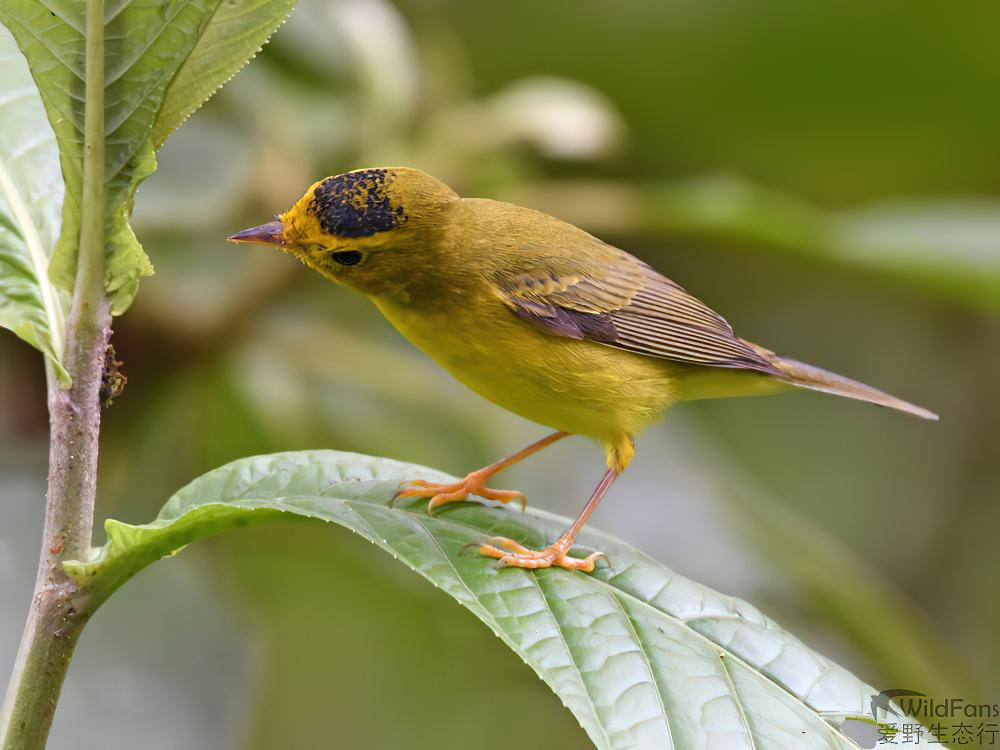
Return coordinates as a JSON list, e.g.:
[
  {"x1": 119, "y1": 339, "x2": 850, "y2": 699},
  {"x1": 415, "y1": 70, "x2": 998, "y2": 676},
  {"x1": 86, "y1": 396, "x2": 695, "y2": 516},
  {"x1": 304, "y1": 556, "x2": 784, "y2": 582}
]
[
  {"x1": 70, "y1": 450, "x2": 898, "y2": 749},
  {"x1": 0, "y1": 28, "x2": 66, "y2": 382},
  {"x1": 509, "y1": 177, "x2": 1000, "y2": 312},
  {"x1": 2, "y1": 0, "x2": 998, "y2": 747}
]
